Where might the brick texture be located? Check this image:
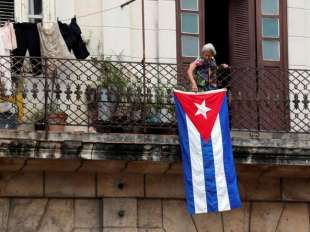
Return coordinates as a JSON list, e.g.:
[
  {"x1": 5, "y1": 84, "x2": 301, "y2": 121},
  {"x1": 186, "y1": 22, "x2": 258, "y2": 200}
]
[
  {"x1": 98, "y1": 174, "x2": 144, "y2": 197},
  {"x1": 103, "y1": 198, "x2": 137, "y2": 228},
  {"x1": 45, "y1": 172, "x2": 95, "y2": 197},
  {"x1": 145, "y1": 174, "x2": 185, "y2": 198},
  {"x1": 138, "y1": 199, "x2": 162, "y2": 228},
  {"x1": 282, "y1": 178, "x2": 310, "y2": 201},
  {"x1": 0, "y1": 172, "x2": 43, "y2": 197},
  {"x1": 238, "y1": 177, "x2": 281, "y2": 201}
]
